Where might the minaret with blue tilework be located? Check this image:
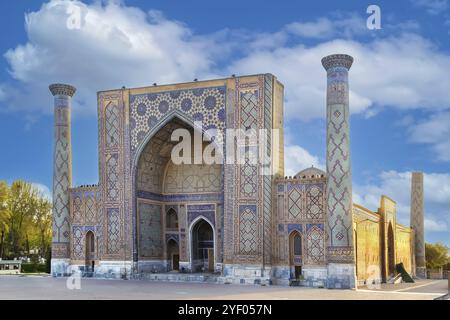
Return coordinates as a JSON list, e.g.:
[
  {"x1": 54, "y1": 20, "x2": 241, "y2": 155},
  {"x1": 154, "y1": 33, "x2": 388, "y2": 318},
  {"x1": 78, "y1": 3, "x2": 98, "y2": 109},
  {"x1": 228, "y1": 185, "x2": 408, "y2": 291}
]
[
  {"x1": 49, "y1": 83, "x2": 76, "y2": 276},
  {"x1": 322, "y1": 54, "x2": 356, "y2": 289}
]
